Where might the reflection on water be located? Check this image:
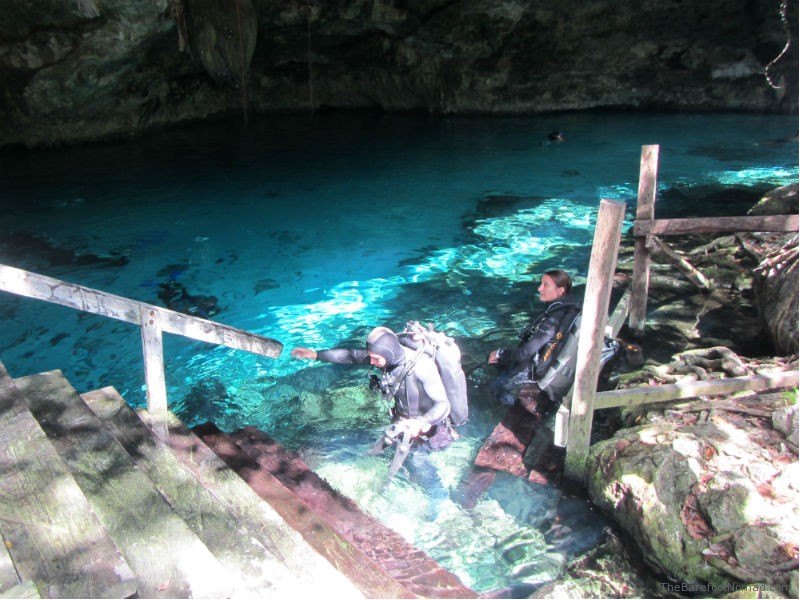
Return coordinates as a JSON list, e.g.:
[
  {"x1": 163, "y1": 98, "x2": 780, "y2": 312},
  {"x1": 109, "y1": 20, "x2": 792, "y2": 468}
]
[{"x1": 0, "y1": 111, "x2": 797, "y2": 593}]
